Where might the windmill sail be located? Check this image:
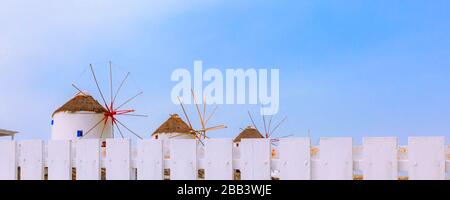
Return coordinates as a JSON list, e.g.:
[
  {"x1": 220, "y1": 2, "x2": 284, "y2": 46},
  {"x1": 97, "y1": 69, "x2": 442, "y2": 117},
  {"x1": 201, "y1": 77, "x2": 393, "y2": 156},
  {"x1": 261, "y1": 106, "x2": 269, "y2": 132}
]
[{"x1": 72, "y1": 61, "x2": 147, "y2": 139}]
